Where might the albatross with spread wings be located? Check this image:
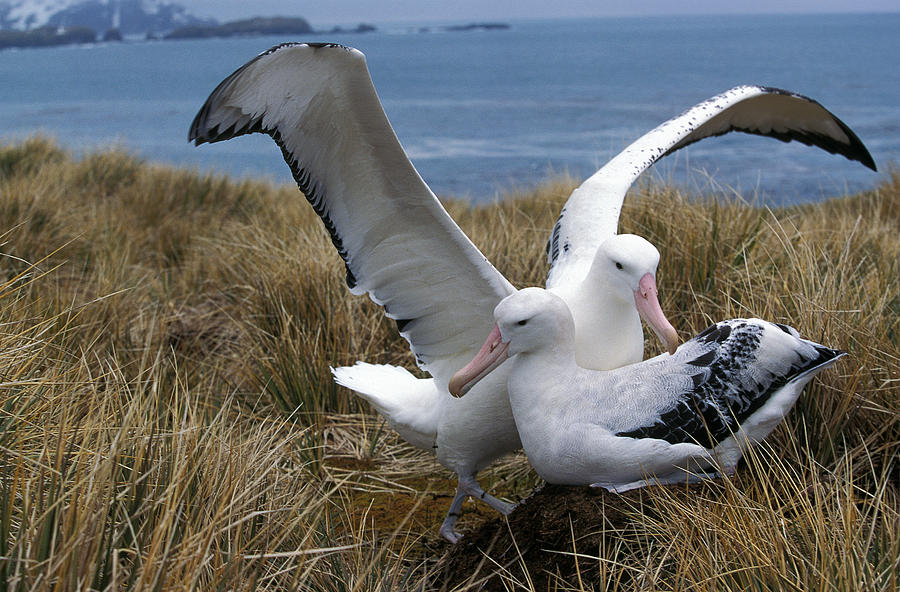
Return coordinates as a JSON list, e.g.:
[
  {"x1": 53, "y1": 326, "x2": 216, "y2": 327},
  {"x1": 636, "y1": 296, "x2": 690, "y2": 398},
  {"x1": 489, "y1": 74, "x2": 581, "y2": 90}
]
[{"x1": 189, "y1": 42, "x2": 874, "y2": 542}]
